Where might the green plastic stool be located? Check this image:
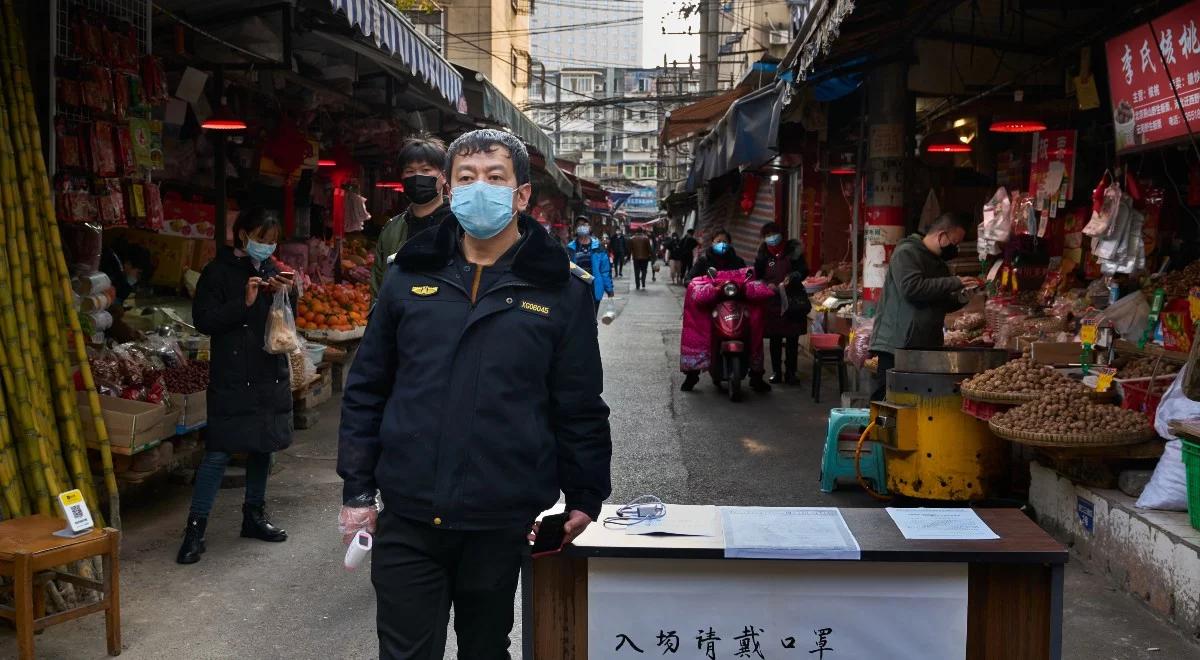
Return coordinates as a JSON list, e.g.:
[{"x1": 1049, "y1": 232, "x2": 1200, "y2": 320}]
[{"x1": 820, "y1": 408, "x2": 888, "y2": 494}]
